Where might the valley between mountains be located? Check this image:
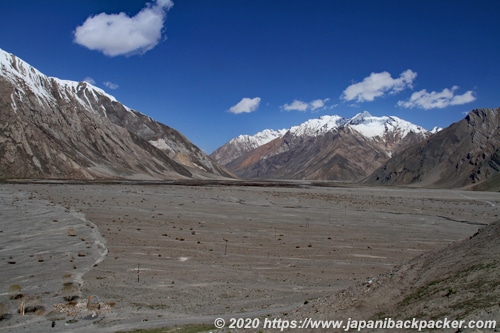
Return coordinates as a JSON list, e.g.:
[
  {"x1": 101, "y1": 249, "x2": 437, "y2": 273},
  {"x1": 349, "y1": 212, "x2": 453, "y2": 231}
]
[
  {"x1": 1, "y1": 47, "x2": 499, "y2": 190},
  {"x1": 0, "y1": 47, "x2": 499, "y2": 333}
]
